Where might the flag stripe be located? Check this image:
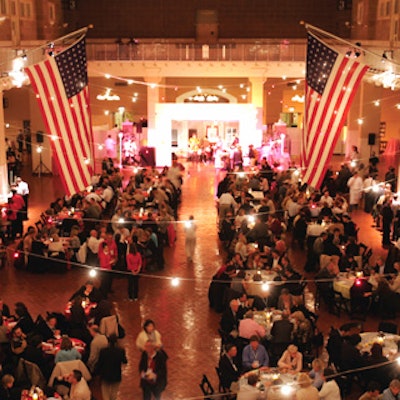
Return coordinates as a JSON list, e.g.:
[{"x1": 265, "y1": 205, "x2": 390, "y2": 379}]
[
  {"x1": 302, "y1": 33, "x2": 368, "y2": 189},
  {"x1": 25, "y1": 36, "x2": 93, "y2": 196},
  {"x1": 44, "y1": 59, "x2": 88, "y2": 192},
  {"x1": 27, "y1": 62, "x2": 81, "y2": 194}
]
